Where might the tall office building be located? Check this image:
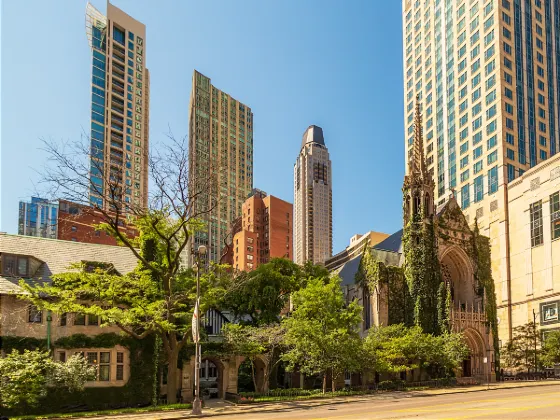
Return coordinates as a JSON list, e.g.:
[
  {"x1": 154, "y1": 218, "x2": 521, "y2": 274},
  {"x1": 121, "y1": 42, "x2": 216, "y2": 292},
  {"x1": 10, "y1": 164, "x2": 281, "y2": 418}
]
[
  {"x1": 403, "y1": 0, "x2": 559, "y2": 207},
  {"x1": 232, "y1": 189, "x2": 293, "y2": 271},
  {"x1": 402, "y1": 0, "x2": 560, "y2": 340},
  {"x1": 86, "y1": 2, "x2": 149, "y2": 210},
  {"x1": 293, "y1": 125, "x2": 332, "y2": 265},
  {"x1": 18, "y1": 198, "x2": 58, "y2": 239},
  {"x1": 189, "y1": 71, "x2": 254, "y2": 263}
]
